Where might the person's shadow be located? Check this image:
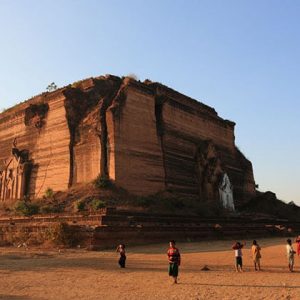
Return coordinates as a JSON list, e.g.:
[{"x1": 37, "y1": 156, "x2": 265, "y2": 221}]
[
  {"x1": 0, "y1": 295, "x2": 33, "y2": 300},
  {"x1": 180, "y1": 282, "x2": 300, "y2": 289}
]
